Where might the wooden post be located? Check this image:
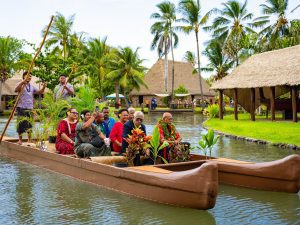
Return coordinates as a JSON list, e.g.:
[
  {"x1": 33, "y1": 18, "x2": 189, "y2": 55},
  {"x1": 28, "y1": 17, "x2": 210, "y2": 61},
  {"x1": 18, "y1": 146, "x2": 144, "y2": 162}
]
[
  {"x1": 250, "y1": 88, "x2": 255, "y2": 121},
  {"x1": 291, "y1": 86, "x2": 298, "y2": 122},
  {"x1": 270, "y1": 87, "x2": 275, "y2": 121},
  {"x1": 219, "y1": 90, "x2": 223, "y2": 120},
  {"x1": 234, "y1": 88, "x2": 238, "y2": 120}
]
